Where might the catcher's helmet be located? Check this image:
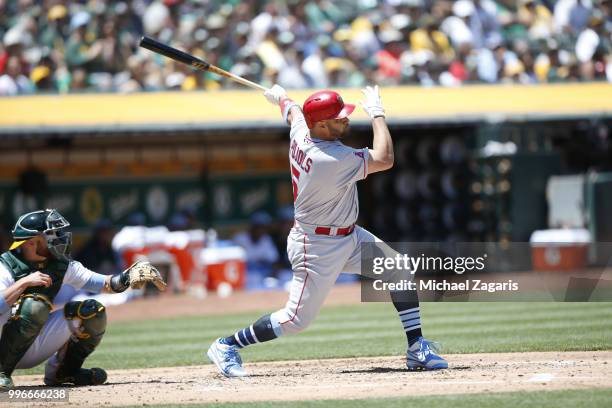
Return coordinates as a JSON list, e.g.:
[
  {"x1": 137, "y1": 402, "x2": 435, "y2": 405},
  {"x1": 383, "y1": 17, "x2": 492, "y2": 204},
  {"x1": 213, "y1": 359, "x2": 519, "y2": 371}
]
[
  {"x1": 10, "y1": 209, "x2": 72, "y2": 261},
  {"x1": 302, "y1": 90, "x2": 355, "y2": 129}
]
